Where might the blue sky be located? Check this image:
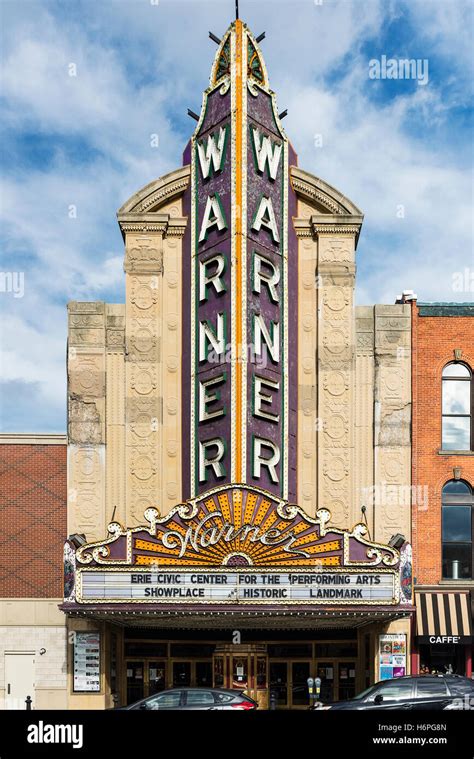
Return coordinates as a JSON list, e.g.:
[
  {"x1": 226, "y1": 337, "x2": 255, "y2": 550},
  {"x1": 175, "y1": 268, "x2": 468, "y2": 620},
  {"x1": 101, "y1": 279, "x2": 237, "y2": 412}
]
[{"x1": 0, "y1": 0, "x2": 473, "y2": 432}]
